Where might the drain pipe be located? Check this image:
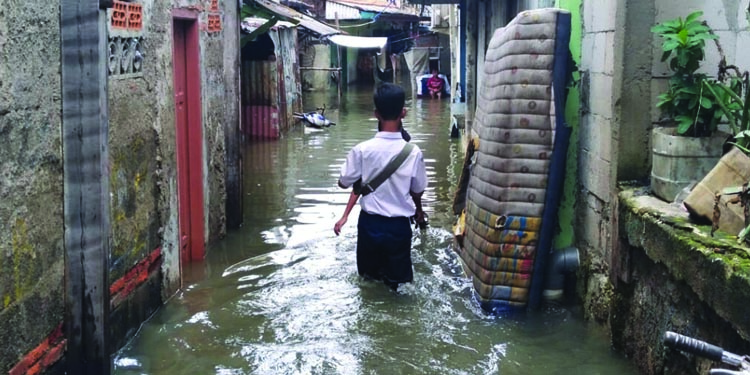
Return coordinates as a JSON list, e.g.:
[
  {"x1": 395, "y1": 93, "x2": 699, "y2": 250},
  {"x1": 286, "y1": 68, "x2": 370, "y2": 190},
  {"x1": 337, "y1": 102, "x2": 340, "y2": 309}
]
[{"x1": 542, "y1": 247, "x2": 580, "y2": 307}]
